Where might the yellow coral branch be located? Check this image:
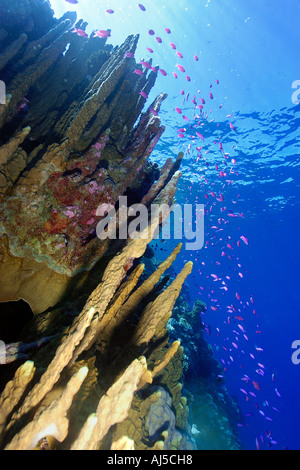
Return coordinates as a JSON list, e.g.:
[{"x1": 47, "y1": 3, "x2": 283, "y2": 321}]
[
  {"x1": 78, "y1": 357, "x2": 147, "y2": 450},
  {"x1": 5, "y1": 366, "x2": 89, "y2": 450},
  {"x1": 7, "y1": 307, "x2": 96, "y2": 428},
  {"x1": 130, "y1": 262, "x2": 193, "y2": 348},
  {"x1": 0, "y1": 126, "x2": 31, "y2": 166},
  {"x1": 0, "y1": 360, "x2": 35, "y2": 435},
  {"x1": 111, "y1": 436, "x2": 135, "y2": 450}
]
